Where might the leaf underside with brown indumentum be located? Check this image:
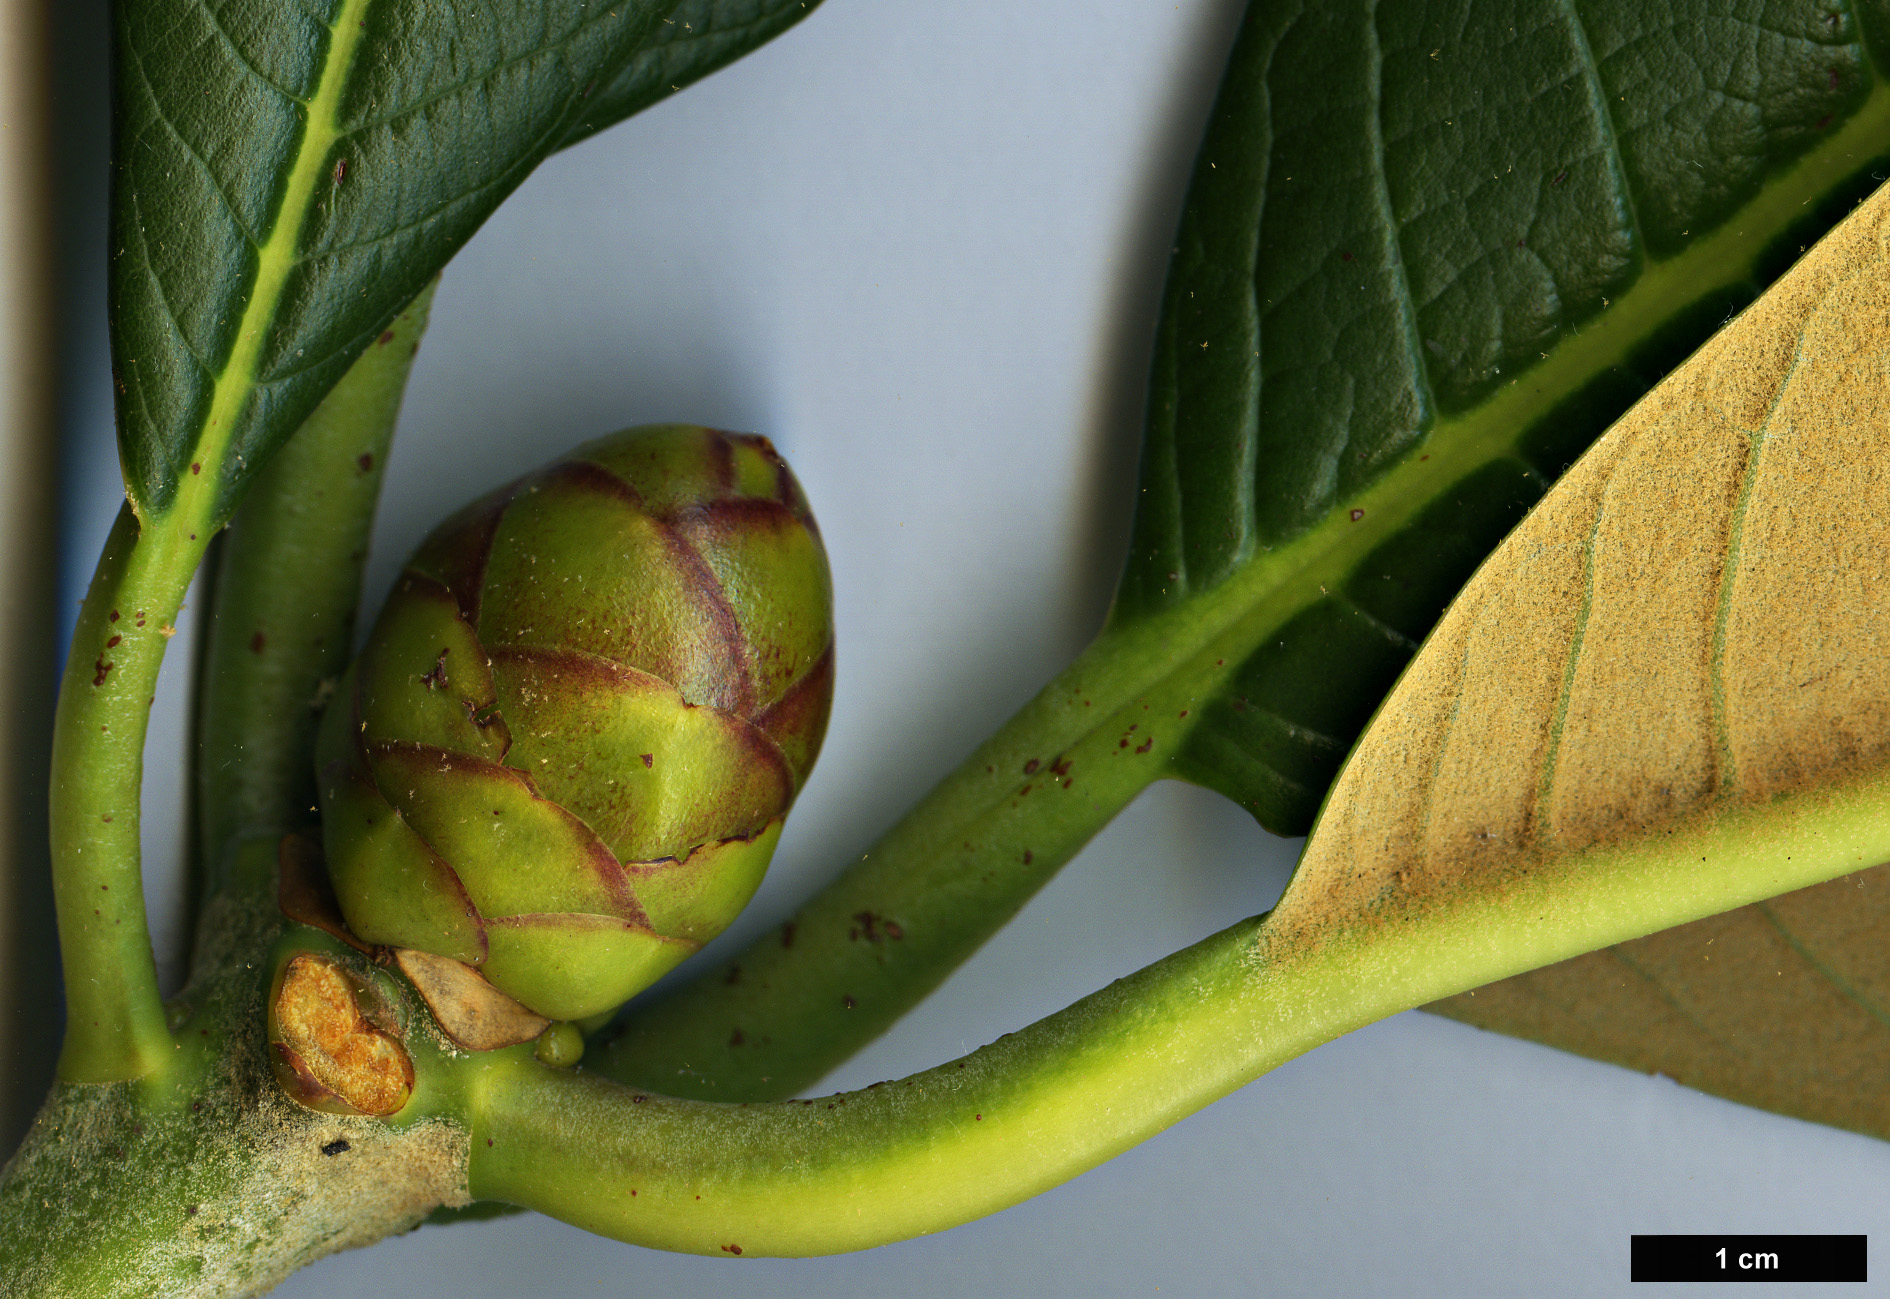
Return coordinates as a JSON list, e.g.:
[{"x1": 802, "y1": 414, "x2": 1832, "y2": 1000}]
[{"x1": 1273, "y1": 178, "x2": 1890, "y2": 1137}]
